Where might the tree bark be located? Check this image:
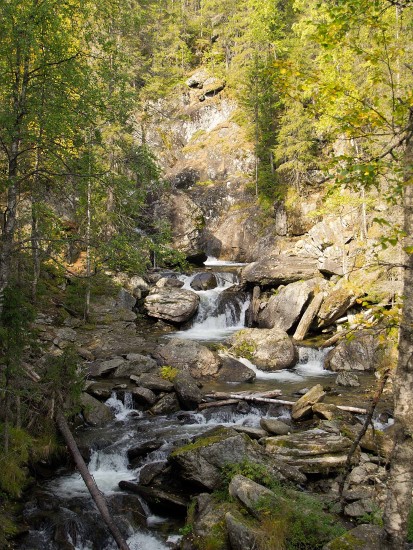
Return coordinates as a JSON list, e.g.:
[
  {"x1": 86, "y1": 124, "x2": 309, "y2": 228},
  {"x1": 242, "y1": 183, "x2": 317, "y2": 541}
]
[
  {"x1": 382, "y1": 121, "x2": 413, "y2": 549},
  {"x1": 55, "y1": 409, "x2": 130, "y2": 550}
]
